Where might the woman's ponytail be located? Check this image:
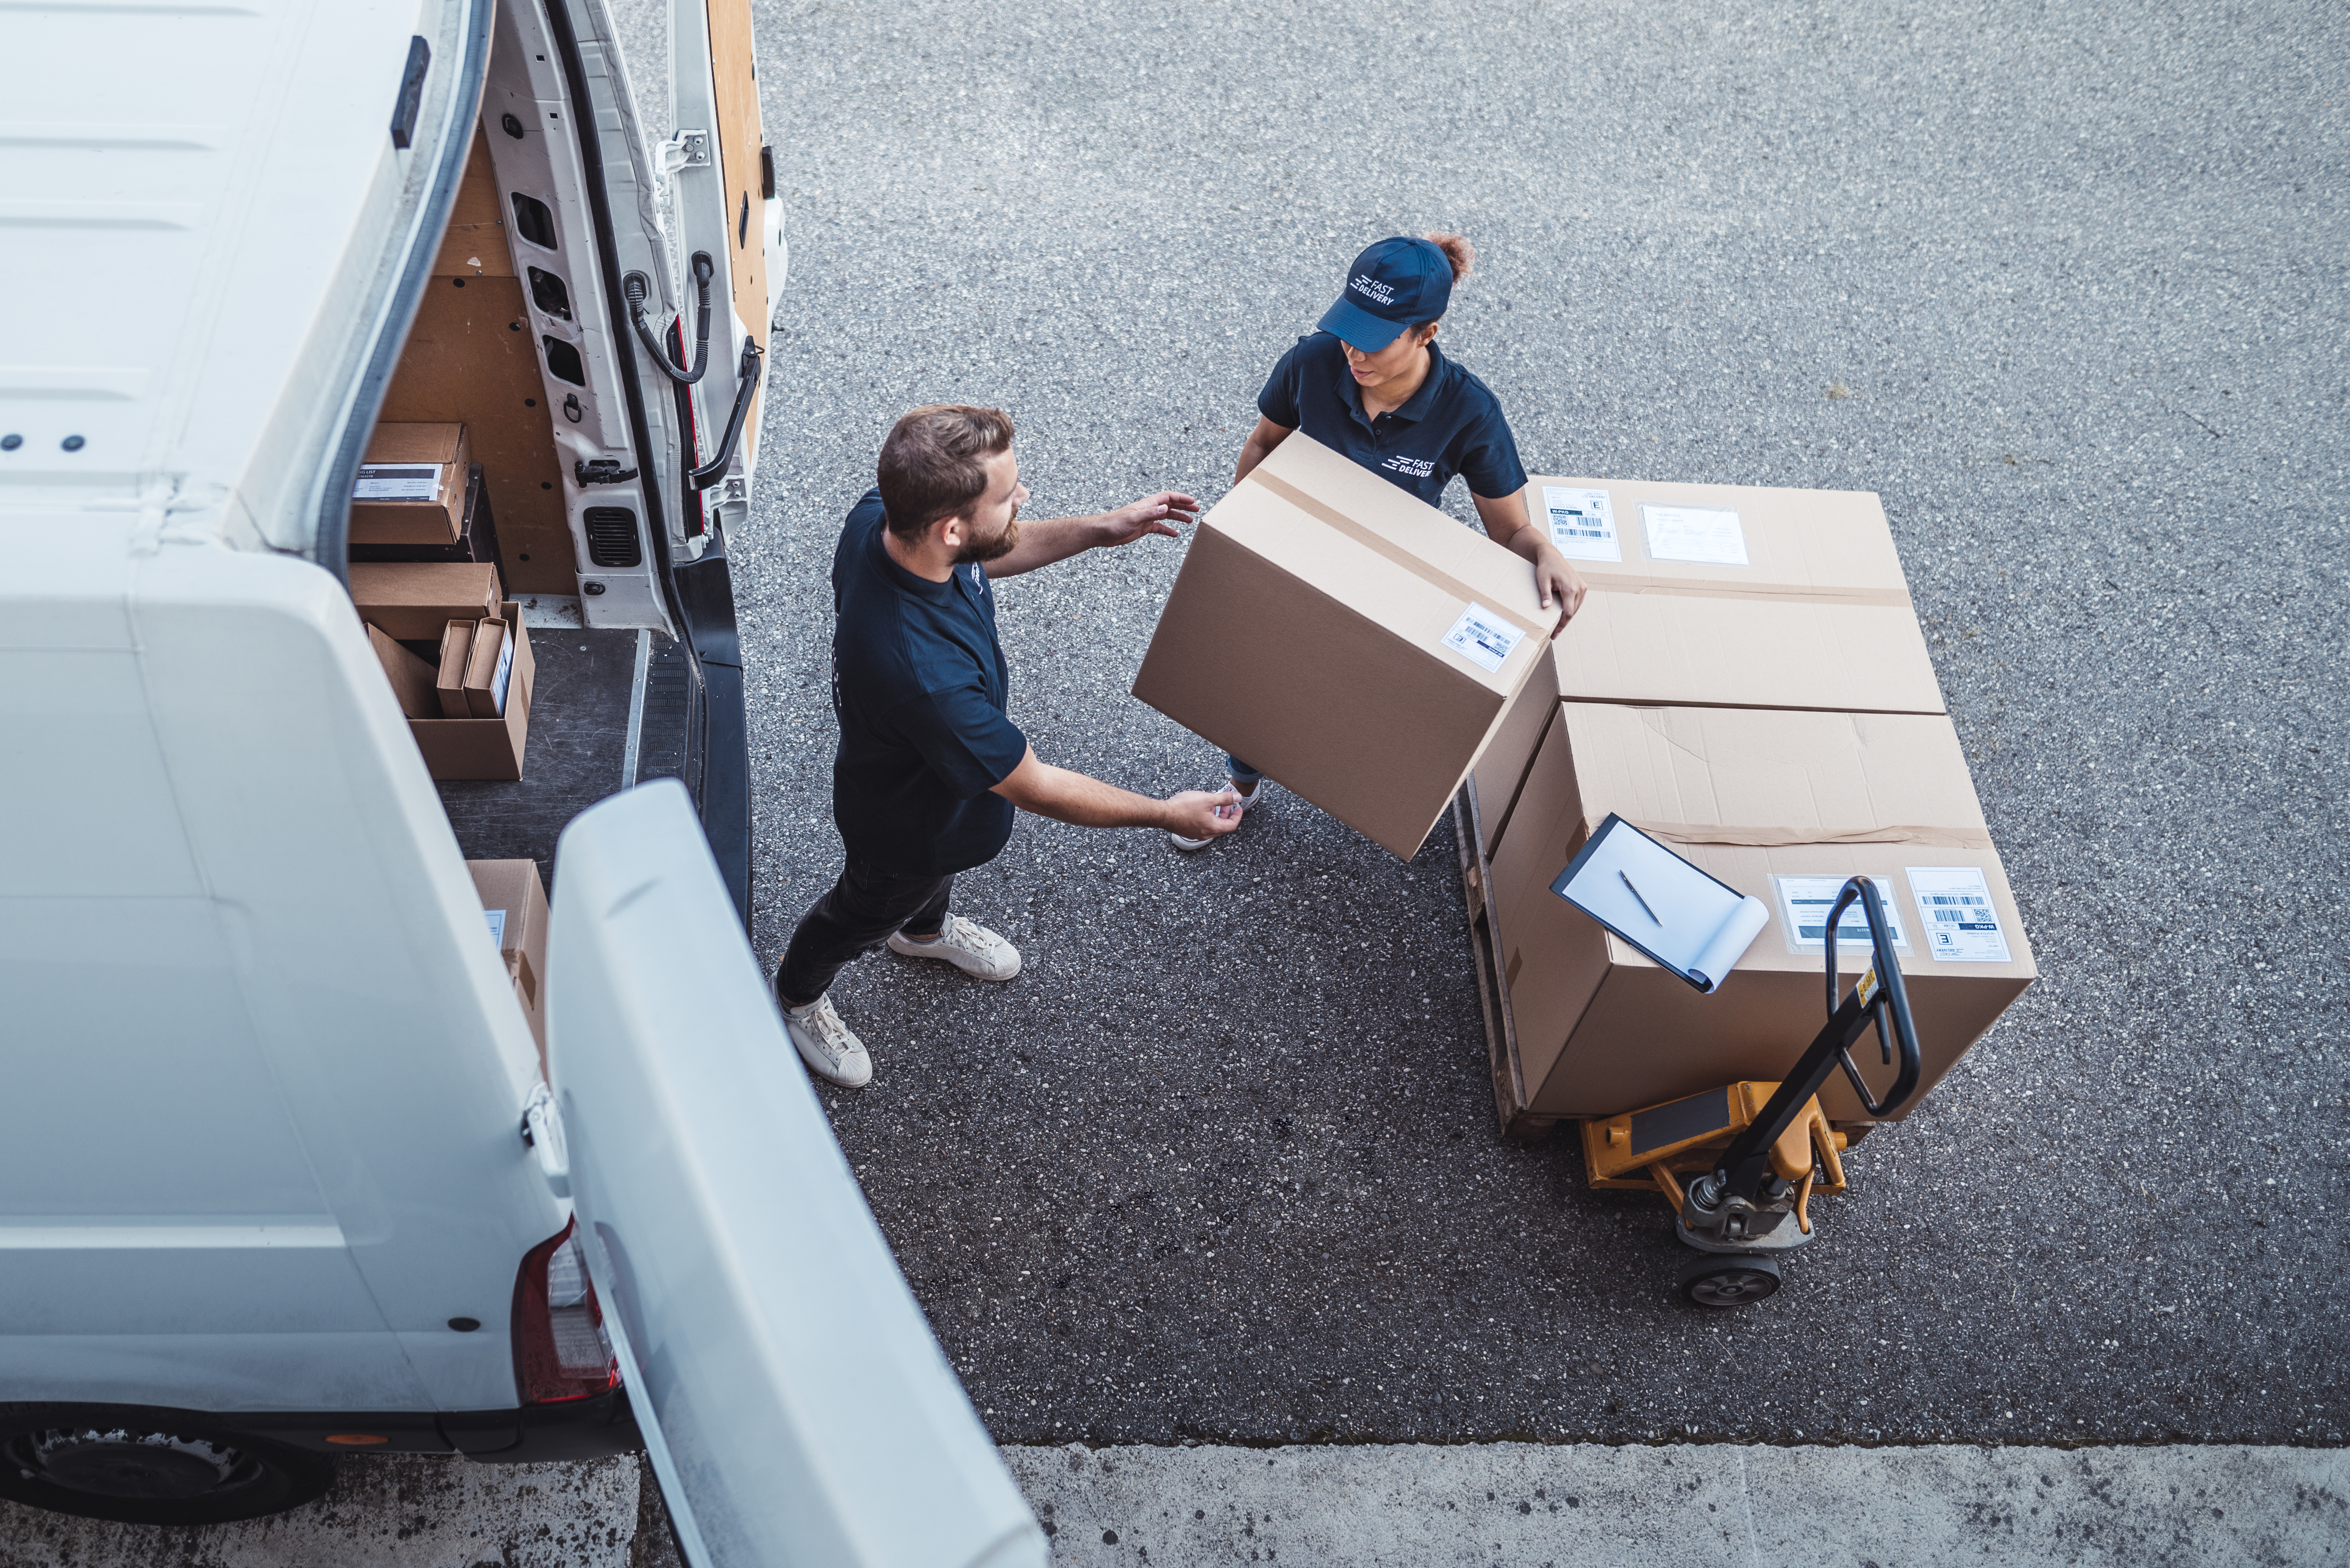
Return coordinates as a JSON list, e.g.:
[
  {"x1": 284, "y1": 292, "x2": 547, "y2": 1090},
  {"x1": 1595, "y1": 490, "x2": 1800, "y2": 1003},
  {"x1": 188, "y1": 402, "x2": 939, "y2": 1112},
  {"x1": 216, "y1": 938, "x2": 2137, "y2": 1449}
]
[{"x1": 1424, "y1": 231, "x2": 1476, "y2": 284}]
